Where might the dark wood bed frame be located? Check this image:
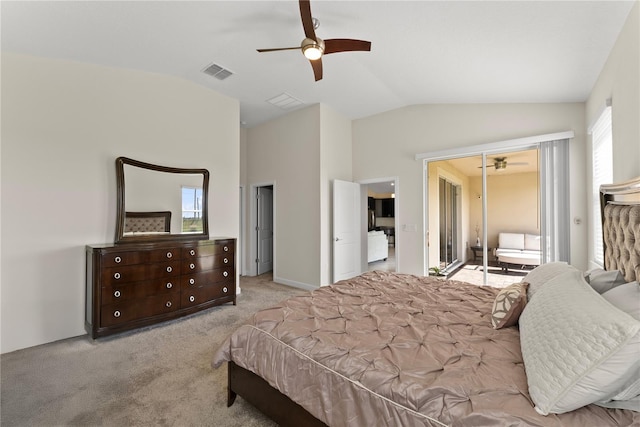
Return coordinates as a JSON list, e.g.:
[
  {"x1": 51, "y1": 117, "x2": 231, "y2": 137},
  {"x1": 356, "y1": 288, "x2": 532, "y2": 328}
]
[
  {"x1": 227, "y1": 362, "x2": 327, "y2": 427},
  {"x1": 226, "y1": 176, "x2": 640, "y2": 426}
]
